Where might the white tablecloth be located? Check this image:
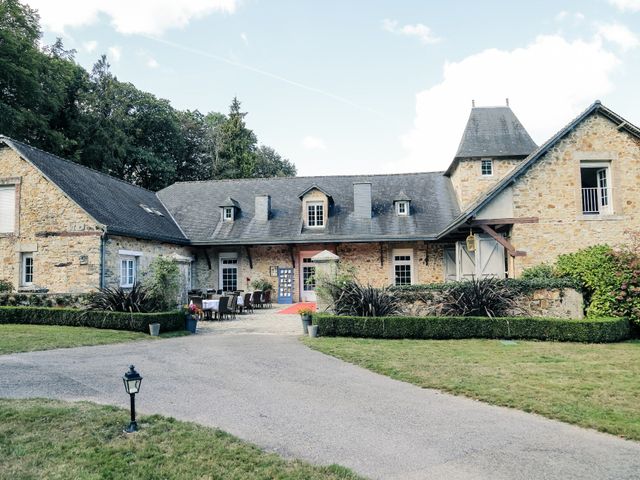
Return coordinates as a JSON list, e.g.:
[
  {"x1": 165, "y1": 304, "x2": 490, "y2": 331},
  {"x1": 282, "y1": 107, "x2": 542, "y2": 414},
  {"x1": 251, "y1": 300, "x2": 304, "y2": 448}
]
[{"x1": 202, "y1": 296, "x2": 244, "y2": 311}]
